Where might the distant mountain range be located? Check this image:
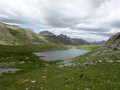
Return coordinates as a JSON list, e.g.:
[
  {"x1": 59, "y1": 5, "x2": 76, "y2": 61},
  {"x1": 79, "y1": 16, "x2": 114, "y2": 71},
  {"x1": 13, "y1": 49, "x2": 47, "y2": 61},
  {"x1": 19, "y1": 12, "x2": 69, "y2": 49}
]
[
  {"x1": 0, "y1": 22, "x2": 105, "y2": 46},
  {"x1": 39, "y1": 31, "x2": 90, "y2": 45},
  {"x1": 91, "y1": 40, "x2": 106, "y2": 45}
]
